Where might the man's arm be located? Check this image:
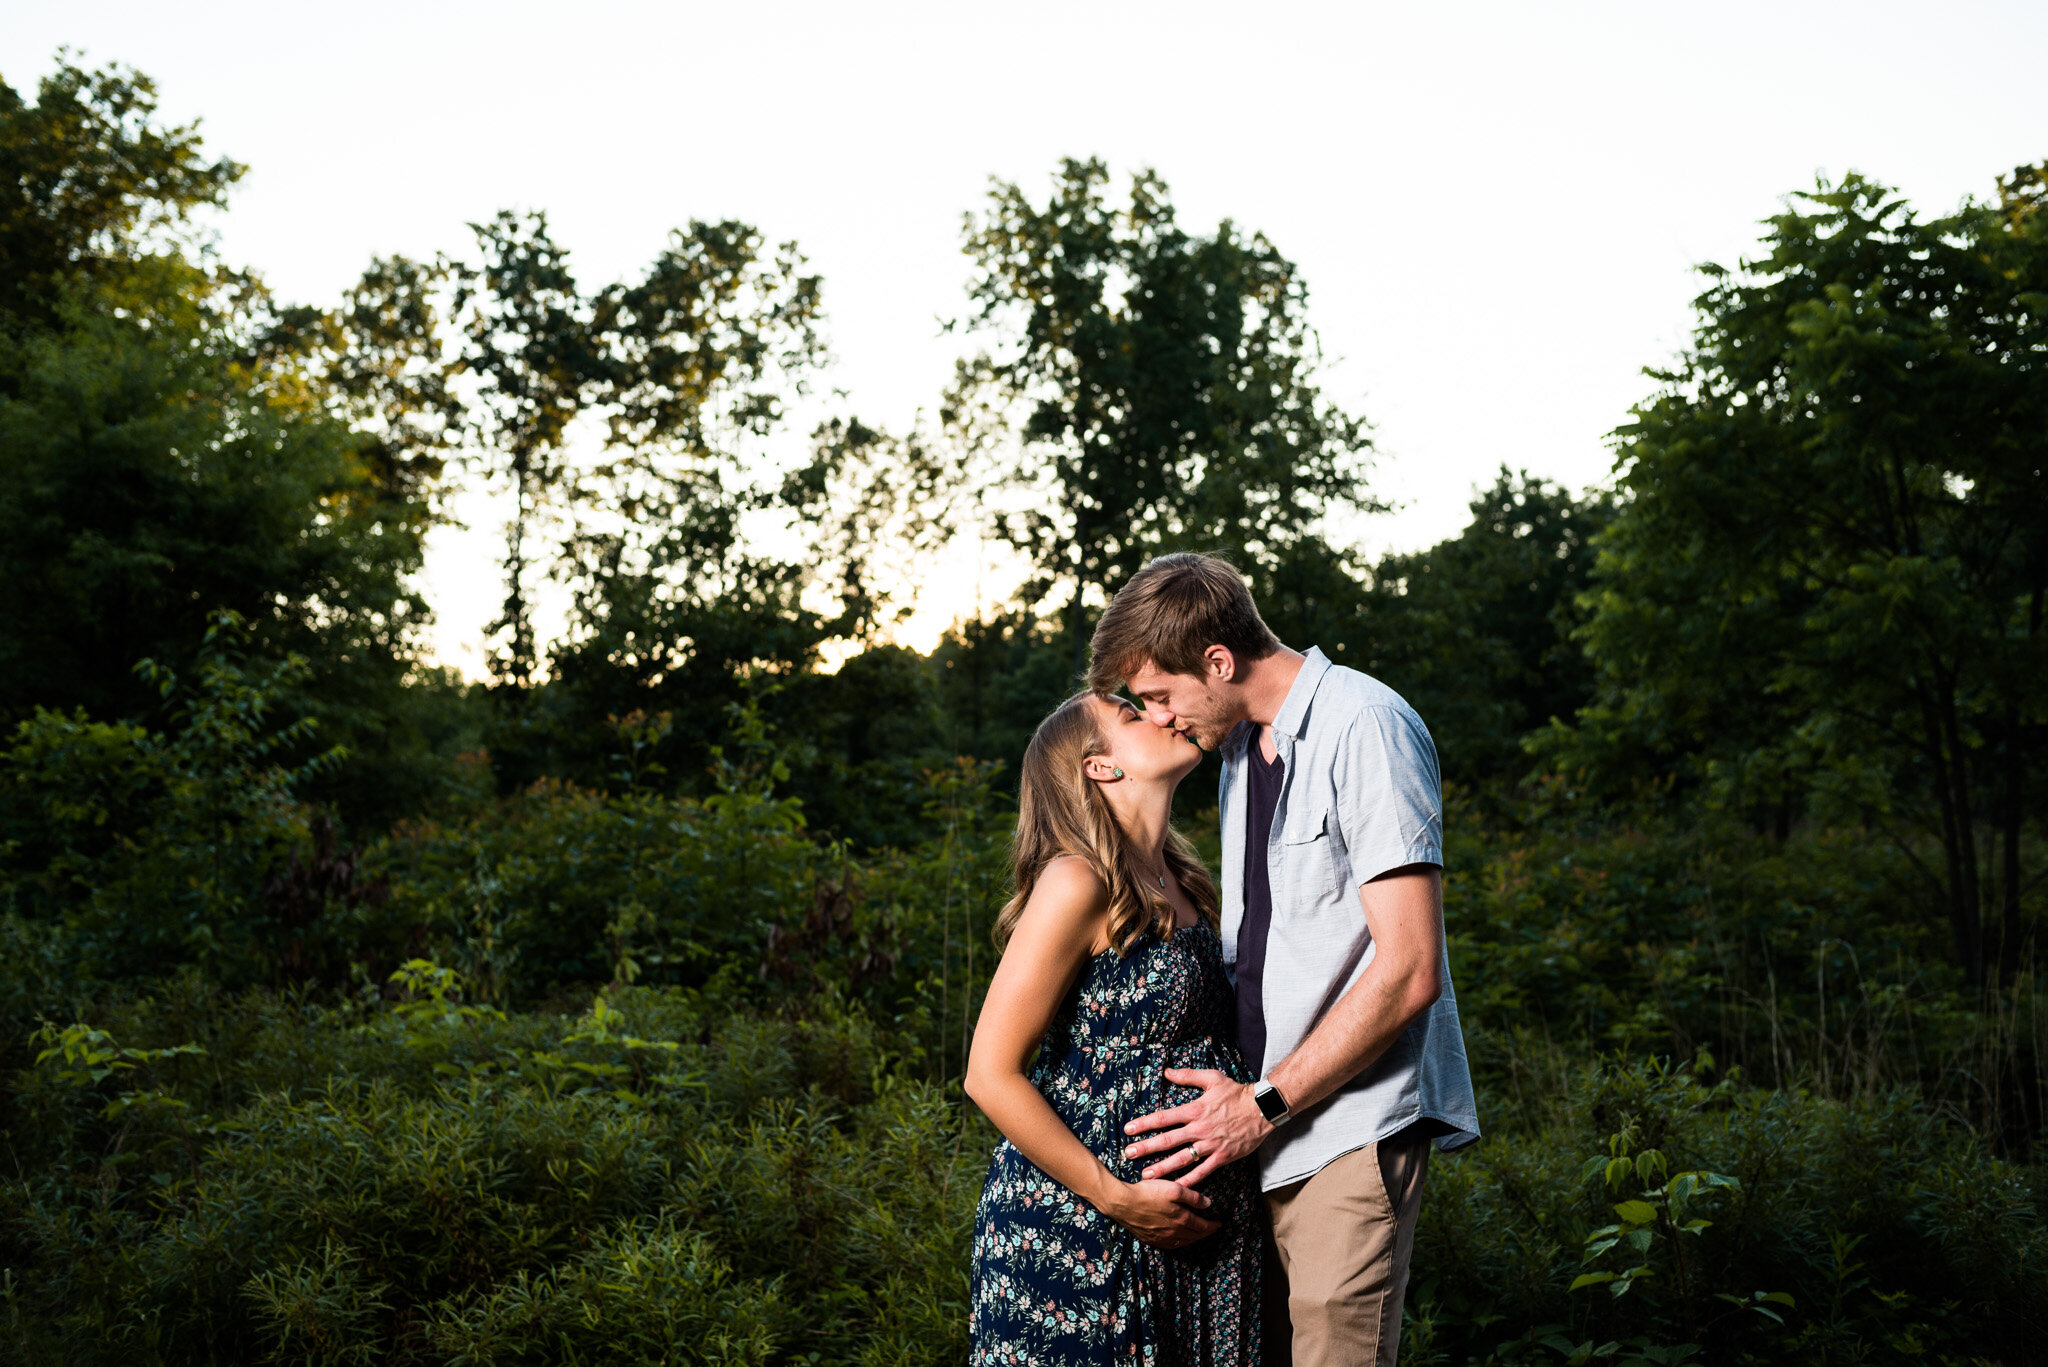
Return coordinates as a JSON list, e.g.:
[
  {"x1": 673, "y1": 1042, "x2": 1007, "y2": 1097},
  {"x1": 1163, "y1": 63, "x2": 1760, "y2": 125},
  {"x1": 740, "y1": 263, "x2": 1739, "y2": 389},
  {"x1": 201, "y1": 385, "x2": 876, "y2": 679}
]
[
  {"x1": 1120, "y1": 864, "x2": 1444, "y2": 1187},
  {"x1": 1265, "y1": 865, "x2": 1442, "y2": 1112}
]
